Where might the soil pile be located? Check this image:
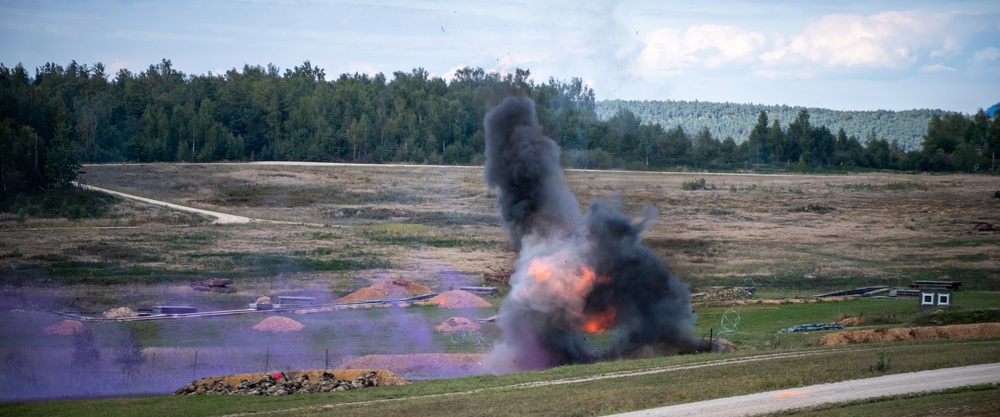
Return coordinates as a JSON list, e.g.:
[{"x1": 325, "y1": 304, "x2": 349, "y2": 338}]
[
  {"x1": 255, "y1": 296, "x2": 272, "y2": 305},
  {"x1": 420, "y1": 290, "x2": 492, "y2": 308},
  {"x1": 175, "y1": 369, "x2": 408, "y2": 396},
  {"x1": 434, "y1": 317, "x2": 481, "y2": 333},
  {"x1": 338, "y1": 353, "x2": 484, "y2": 379},
  {"x1": 818, "y1": 322, "x2": 1000, "y2": 345},
  {"x1": 337, "y1": 279, "x2": 432, "y2": 303},
  {"x1": 837, "y1": 314, "x2": 898, "y2": 327},
  {"x1": 102, "y1": 307, "x2": 138, "y2": 318},
  {"x1": 43, "y1": 320, "x2": 84, "y2": 335},
  {"x1": 252, "y1": 316, "x2": 304, "y2": 332}
]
